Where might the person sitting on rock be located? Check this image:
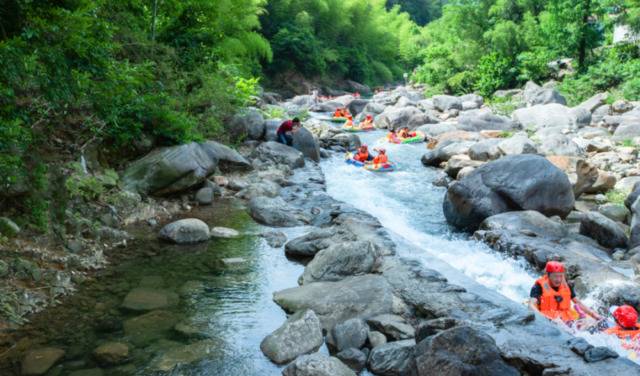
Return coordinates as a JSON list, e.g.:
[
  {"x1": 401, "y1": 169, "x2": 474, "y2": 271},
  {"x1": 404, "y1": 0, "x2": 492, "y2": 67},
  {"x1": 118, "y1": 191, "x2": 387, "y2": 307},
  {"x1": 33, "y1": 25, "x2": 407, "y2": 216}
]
[
  {"x1": 276, "y1": 117, "x2": 300, "y2": 146},
  {"x1": 370, "y1": 148, "x2": 388, "y2": 165},
  {"x1": 529, "y1": 261, "x2": 602, "y2": 323},
  {"x1": 354, "y1": 144, "x2": 373, "y2": 162},
  {"x1": 359, "y1": 114, "x2": 374, "y2": 129},
  {"x1": 604, "y1": 305, "x2": 640, "y2": 340}
]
